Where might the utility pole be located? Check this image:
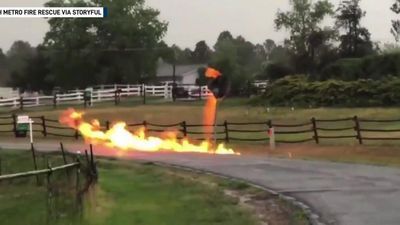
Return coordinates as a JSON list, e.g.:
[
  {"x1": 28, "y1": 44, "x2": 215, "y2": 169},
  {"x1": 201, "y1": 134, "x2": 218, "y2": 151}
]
[{"x1": 172, "y1": 49, "x2": 177, "y2": 102}]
